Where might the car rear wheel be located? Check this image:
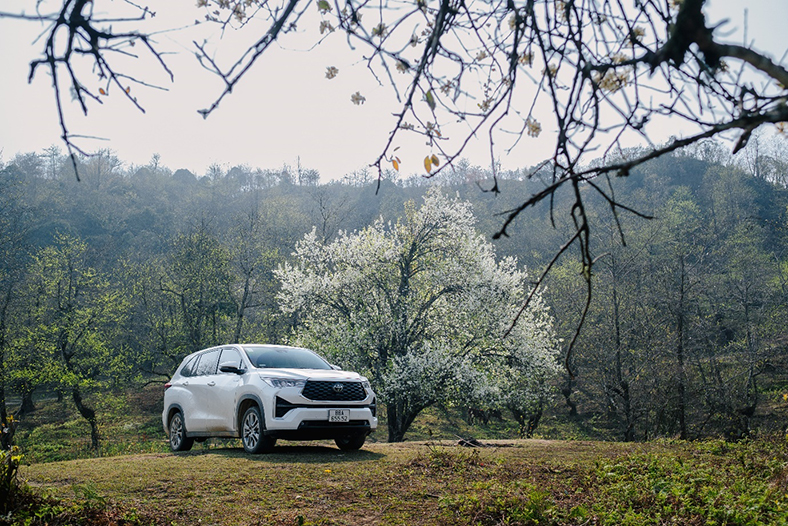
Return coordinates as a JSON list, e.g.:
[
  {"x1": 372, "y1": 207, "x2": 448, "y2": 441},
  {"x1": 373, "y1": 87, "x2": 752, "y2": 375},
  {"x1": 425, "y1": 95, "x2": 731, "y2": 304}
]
[
  {"x1": 335, "y1": 433, "x2": 366, "y2": 451},
  {"x1": 169, "y1": 411, "x2": 194, "y2": 452},
  {"x1": 242, "y1": 406, "x2": 276, "y2": 454}
]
